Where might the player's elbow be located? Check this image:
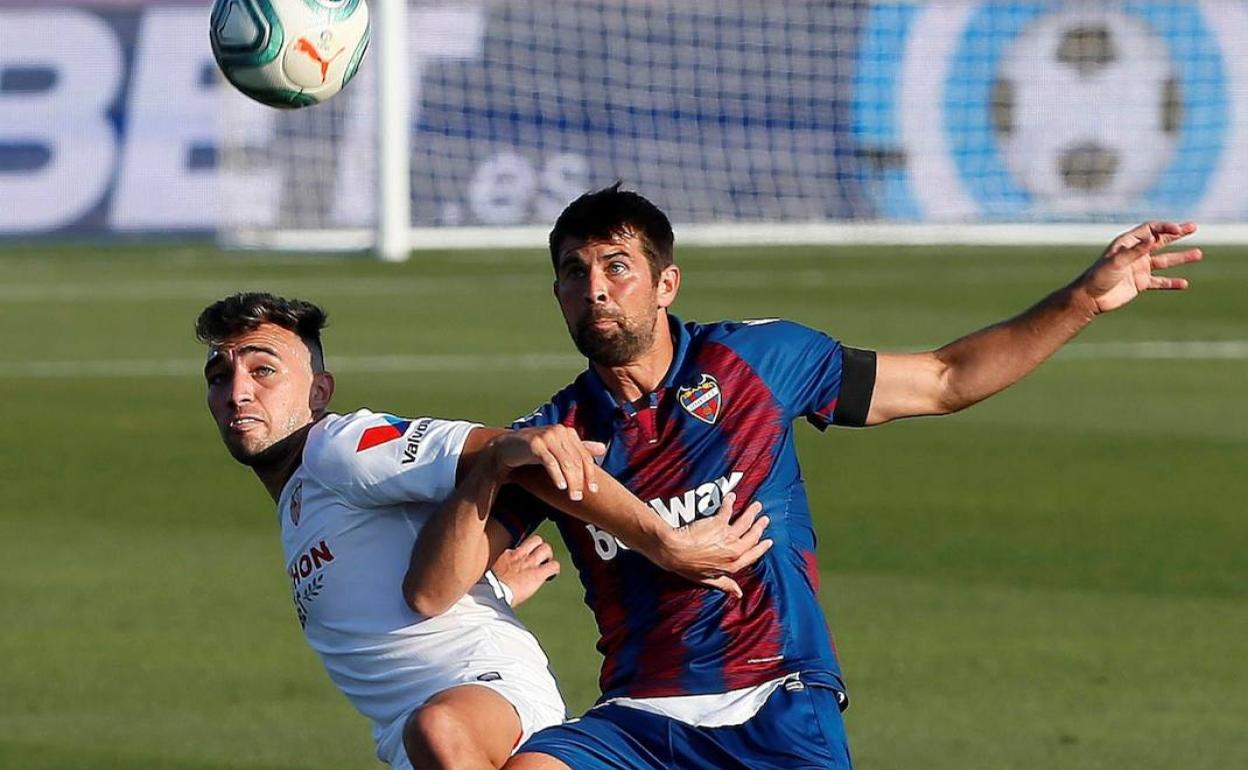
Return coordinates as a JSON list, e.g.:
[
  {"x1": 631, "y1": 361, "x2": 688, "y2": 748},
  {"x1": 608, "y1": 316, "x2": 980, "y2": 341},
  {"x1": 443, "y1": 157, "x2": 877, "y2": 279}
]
[
  {"x1": 402, "y1": 573, "x2": 455, "y2": 617},
  {"x1": 872, "y1": 351, "x2": 961, "y2": 423},
  {"x1": 930, "y1": 351, "x2": 976, "y2": 415}
]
